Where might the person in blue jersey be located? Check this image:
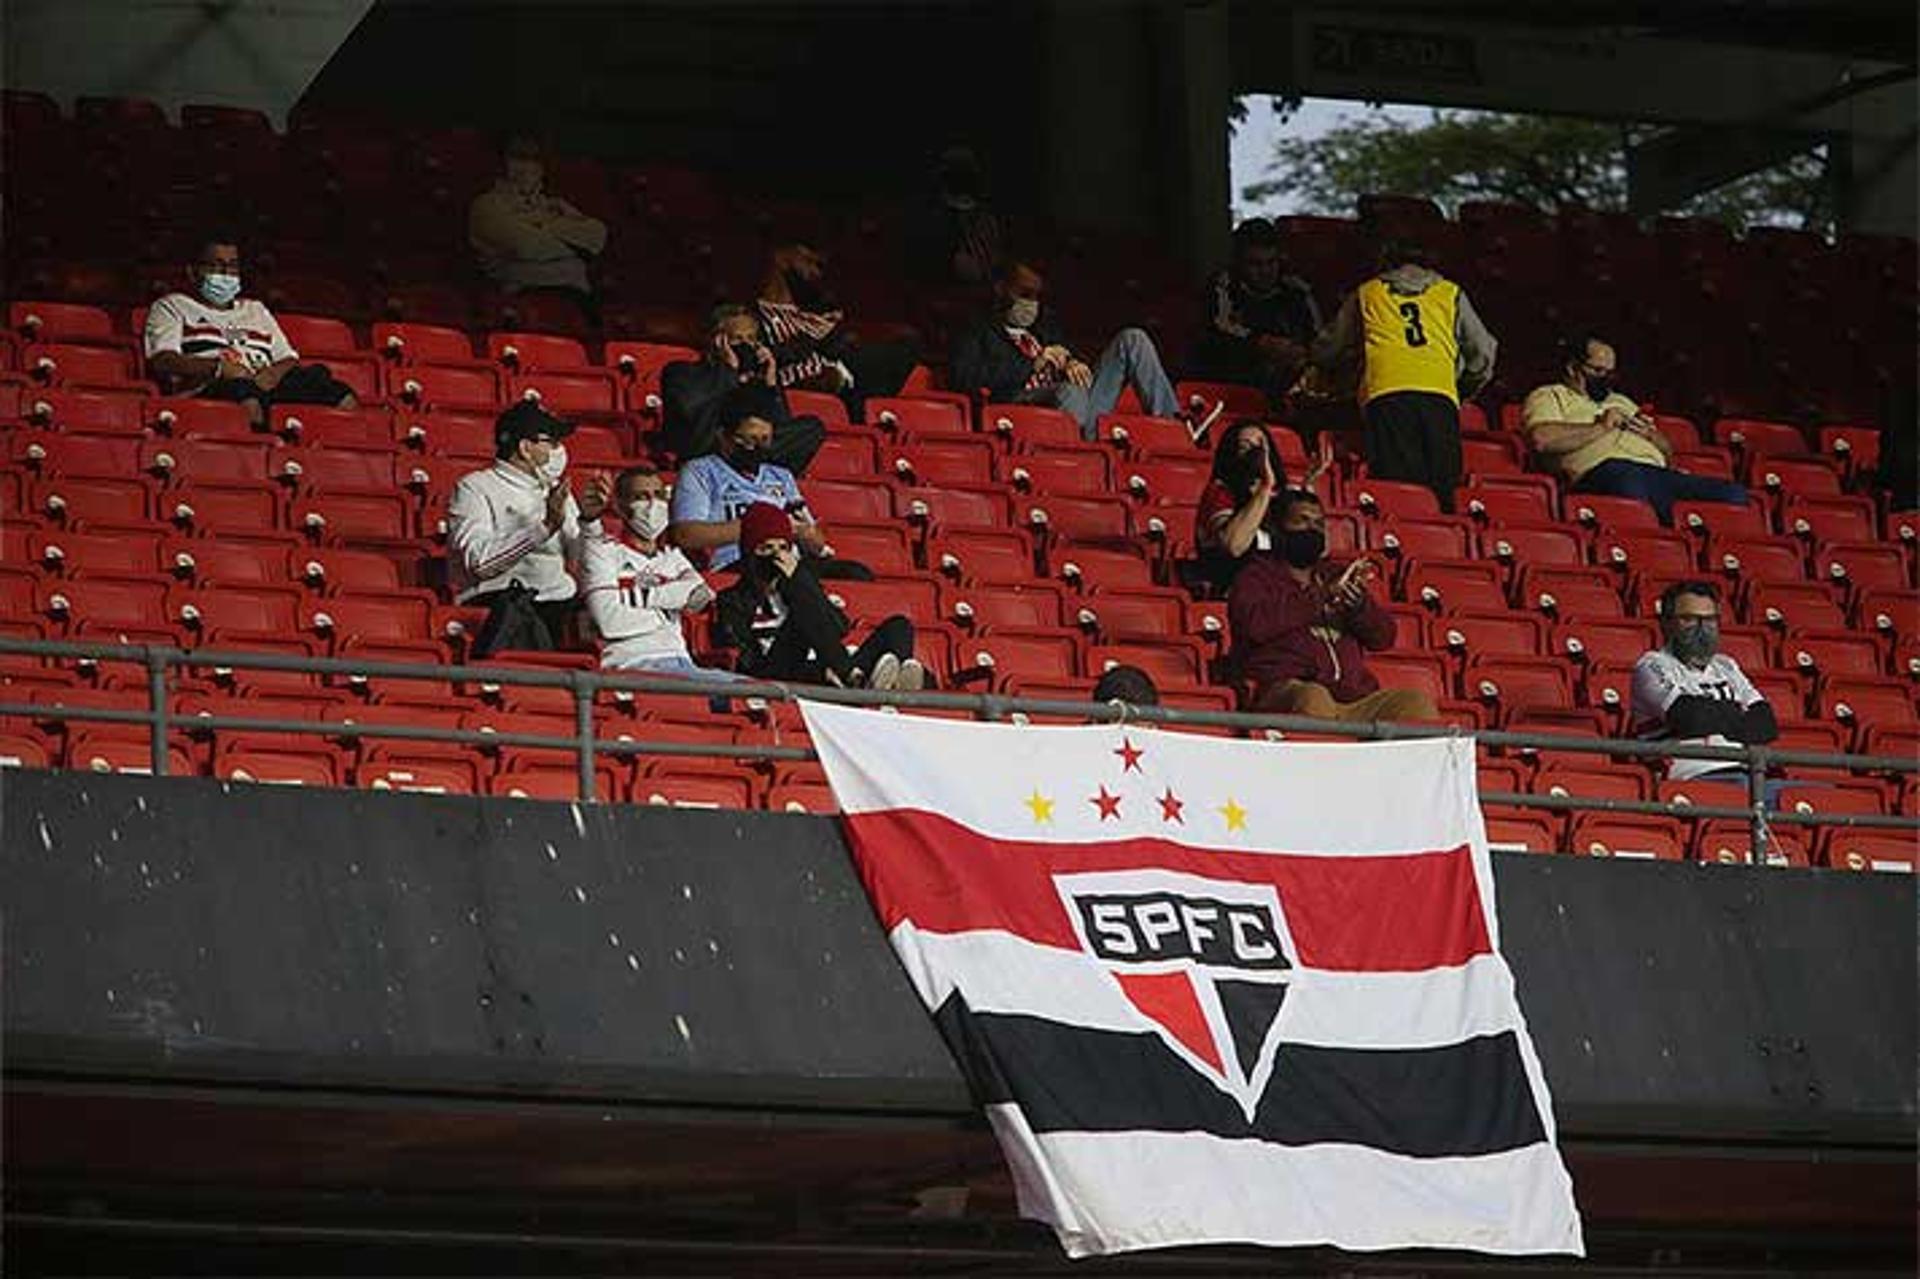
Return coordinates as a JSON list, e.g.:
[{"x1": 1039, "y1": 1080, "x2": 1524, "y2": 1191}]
[{"x1": 668, "y1": 386, "x2": 872, "y2": 580}]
